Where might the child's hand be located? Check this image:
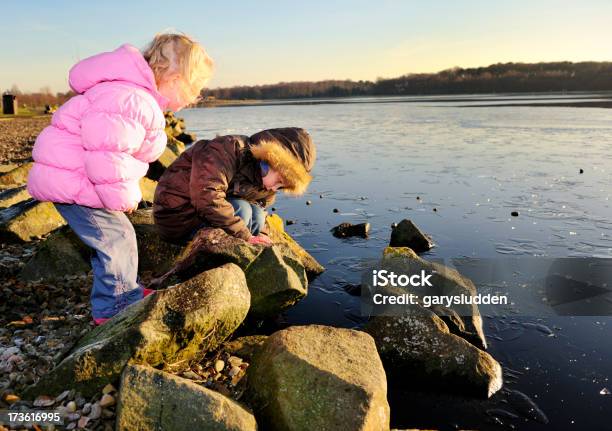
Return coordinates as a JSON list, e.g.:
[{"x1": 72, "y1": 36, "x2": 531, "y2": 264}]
[
  {"x1": 125, "y1": 204, "x2": 139, "y2": 214},
  {"x1": 248, "y1": 234, "x2": 273, "y2": 246}
]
